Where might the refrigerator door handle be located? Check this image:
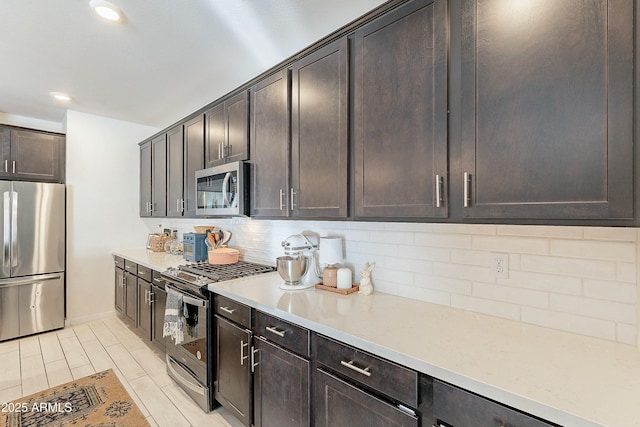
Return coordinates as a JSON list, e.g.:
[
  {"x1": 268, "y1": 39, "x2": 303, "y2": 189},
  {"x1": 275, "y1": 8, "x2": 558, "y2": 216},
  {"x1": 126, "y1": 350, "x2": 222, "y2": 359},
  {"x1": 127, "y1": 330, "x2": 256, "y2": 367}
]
[
  {"x1": 3, "y1": 191, "x2": 9, "y2": 270},
  {"x1": 11, "y1": 191, "x2": 17, "y2": 268}
]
